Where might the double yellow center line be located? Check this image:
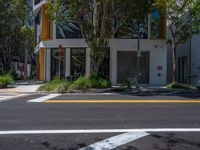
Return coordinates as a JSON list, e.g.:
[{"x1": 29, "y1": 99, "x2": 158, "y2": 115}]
[{"x1": 45, "y1": 99, "x2": 200, "y2": 103}]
